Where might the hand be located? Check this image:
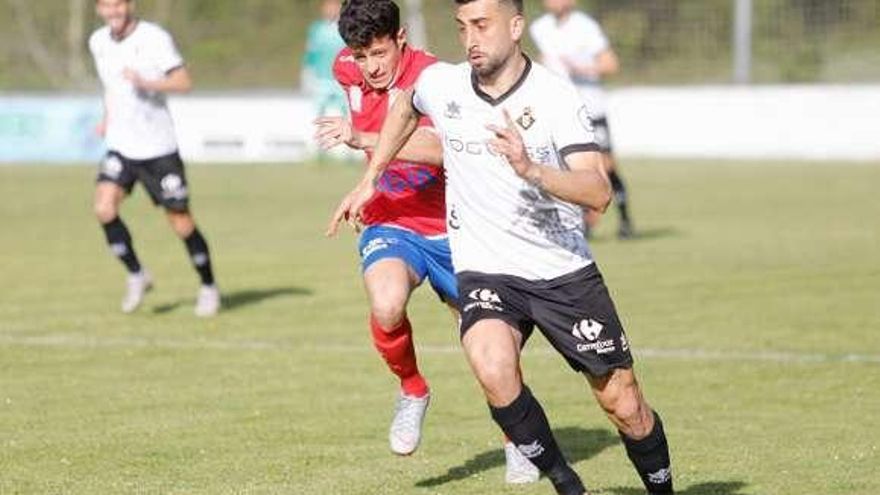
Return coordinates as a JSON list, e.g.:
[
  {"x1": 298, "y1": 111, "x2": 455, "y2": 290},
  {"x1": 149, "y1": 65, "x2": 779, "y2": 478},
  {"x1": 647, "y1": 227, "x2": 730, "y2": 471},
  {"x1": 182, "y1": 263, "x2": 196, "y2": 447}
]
[
  {"x1": 122, "y1": 68, "x2": 149, "y2": 90},
  {"x1": 325, "y1": 178, "x2": 376, "y2": 237},
  {"x1": 314, "y1": 116, "x2": 360, "y2": 151},
  {"x1": 561, "y1": 56, "x2": 597, "y2": 79},
  {"x1": 486, "y1": 109, "x2": 532, "y2": 178}
]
